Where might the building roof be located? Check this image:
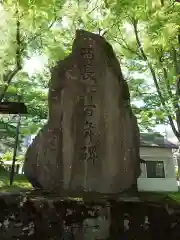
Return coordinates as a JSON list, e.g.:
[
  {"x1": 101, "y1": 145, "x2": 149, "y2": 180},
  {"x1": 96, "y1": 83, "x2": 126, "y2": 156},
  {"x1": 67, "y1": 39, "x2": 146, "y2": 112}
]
[{"x1": 140, "y1": 132, "x2": 178, "y2": 149}]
